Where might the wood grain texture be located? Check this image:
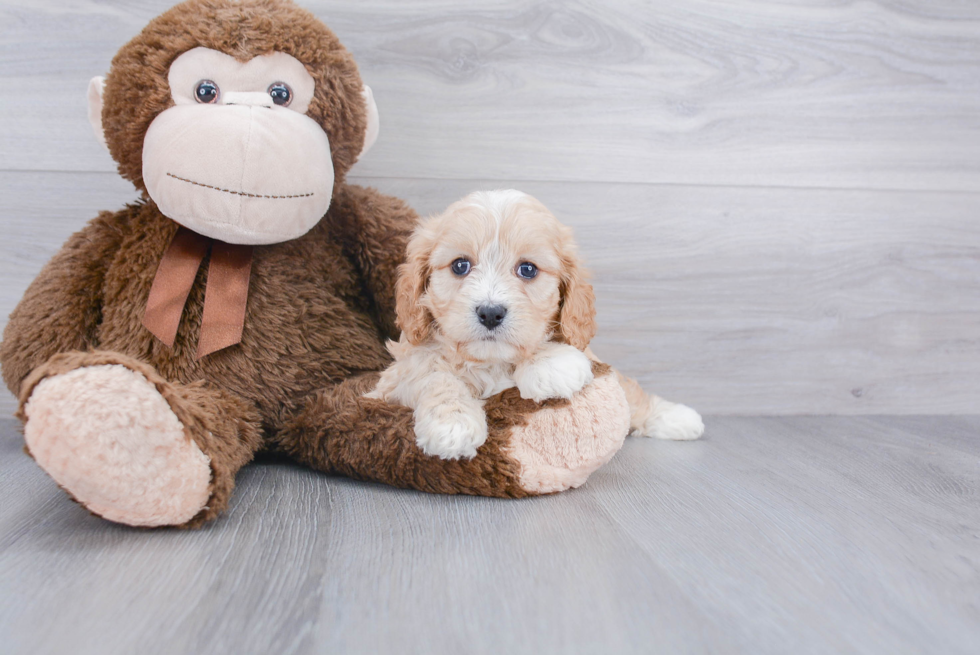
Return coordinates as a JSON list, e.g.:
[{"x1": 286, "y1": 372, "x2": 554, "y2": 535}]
[
  {"x1": 1, "y1": 415, "x2": 978, "y2": 654},
  {"x1": 1, "y1": 0, "x2": 979, "y2": 191},
  {"x1": 1, "y1": 171, "x2": 977, "y2": 416}
]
